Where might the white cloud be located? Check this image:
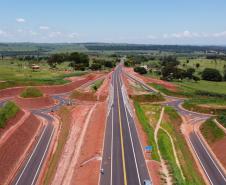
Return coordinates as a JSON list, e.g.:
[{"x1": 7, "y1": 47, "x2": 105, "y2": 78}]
[
  {"x1": 213, "y1": 31, "x2": 226, "y2": 37},
  {"x1": 39, "y1": 26, "x2": 50, "y2": 30},
  {"x1": 49, "y1": 31, "x2": 62, "y2": 38},
  {"x1": 0, "y1": 30, "x2": 7, "y2": 37},
  {"x1": 16, "y1": 18, "x2": 26, "y2": 23},
  {"x1": 68, "y1": 32, "x2": 79, "y2": 38},
  {"x1": 147, "y1": 35, "x2": 157, "y2": 40}
]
